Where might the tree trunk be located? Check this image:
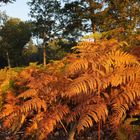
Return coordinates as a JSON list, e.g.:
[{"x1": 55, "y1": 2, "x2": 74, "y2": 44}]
[
  {"x1": 88, "y1": 0, "x2": 96, "y2": 33},
  {"x1": 6, "y1": 51, "x2": 11, "y2": 68},
  {"x1": 43, "y1": 44, "x2": 47, "y2": 66},
  {"x1": 91, "y1": 19, "x2": 96, "y2": 33}
]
